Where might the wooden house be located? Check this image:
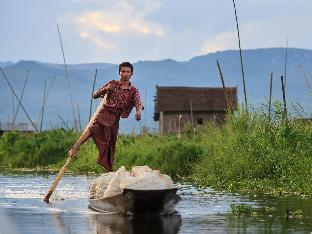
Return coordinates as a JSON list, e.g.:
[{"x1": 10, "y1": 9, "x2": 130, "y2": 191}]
[{"x1": 154, "y1": 86, "x2": 238, "y2": 133}]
